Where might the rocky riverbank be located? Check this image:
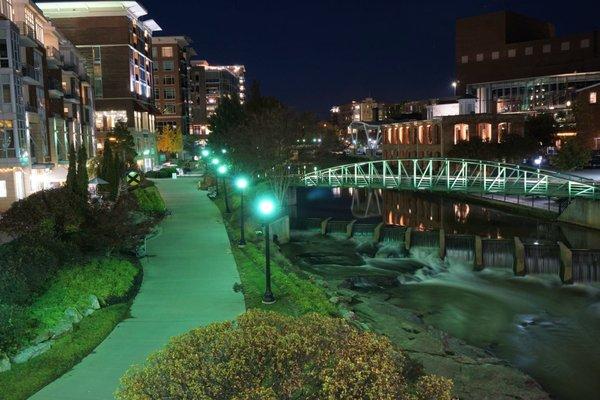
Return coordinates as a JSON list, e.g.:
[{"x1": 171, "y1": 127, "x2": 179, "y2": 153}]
[{"x1": 281, "y1": 232, "x2": 551, "y2": 400}]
